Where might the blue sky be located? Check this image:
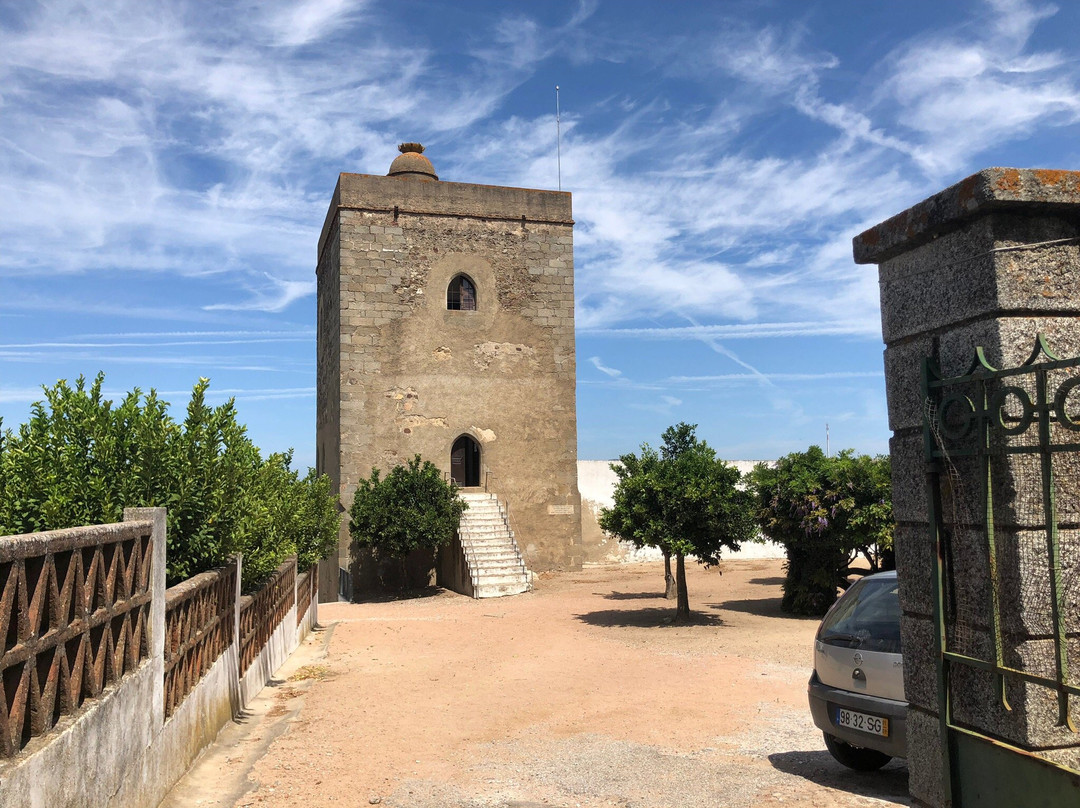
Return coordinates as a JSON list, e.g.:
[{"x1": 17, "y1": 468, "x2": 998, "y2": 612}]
[{"x1": 4, "y1": 0, "x2": 1080, "y2": 468}]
